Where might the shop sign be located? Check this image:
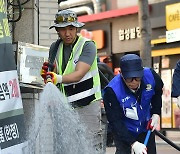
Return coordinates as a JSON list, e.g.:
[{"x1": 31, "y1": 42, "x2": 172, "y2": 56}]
[
  {"x1": 161, "y1": 69, "x2": 172, "y2": 128},
  {"x1": 0, "y1": 1, "x2": 26, "y2": 152},
  {"x1": 166, "y1": 28, "x2": 180, "y2": 43},
  {"x1": 118, "y1": 27, "x2": 141, "y2": 41},
  {"x1": 80, "y1": 29, "x2": 105, "y2": 49},
  {"x1": 166, "y1": 3, "x2": 180, "y2": 30}
]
